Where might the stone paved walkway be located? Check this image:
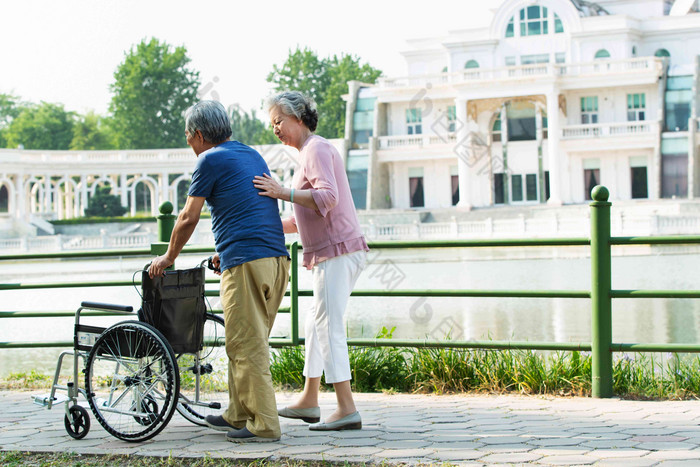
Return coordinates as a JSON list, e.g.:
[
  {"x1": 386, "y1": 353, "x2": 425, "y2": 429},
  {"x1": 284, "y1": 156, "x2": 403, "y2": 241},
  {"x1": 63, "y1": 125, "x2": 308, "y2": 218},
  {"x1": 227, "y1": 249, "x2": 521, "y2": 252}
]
[{"x1": 1, "y1": 390, "x2": 700, "y2": 465}]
